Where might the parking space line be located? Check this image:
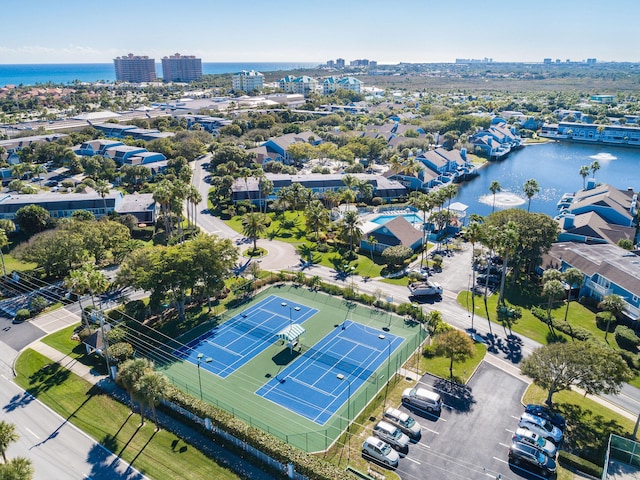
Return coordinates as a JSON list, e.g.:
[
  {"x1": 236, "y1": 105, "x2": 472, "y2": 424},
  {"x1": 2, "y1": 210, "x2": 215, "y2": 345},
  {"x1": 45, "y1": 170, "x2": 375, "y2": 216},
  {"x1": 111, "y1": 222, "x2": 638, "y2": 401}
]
[
  {"x1": 505, "y1": 427, "x2": 515, "y2": 433},
  {"x1": 404, "y1": 456, "x2": 421, "y2": 465},
  {"x1": 493, "y1": 456, "x2": 508, "y2": 464},
  {"x1": 422, "y1": 427, "x2": 440, "y2": 434},
  {"x1": 1, "y1": 374, "x2": 7, "y2": 380},
  {"x1": 25, "y1": 427, "x2": 39, "y2": 439},
  {"x1": 498, "y1": 442, "x2": 511, "y2": 448}
]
